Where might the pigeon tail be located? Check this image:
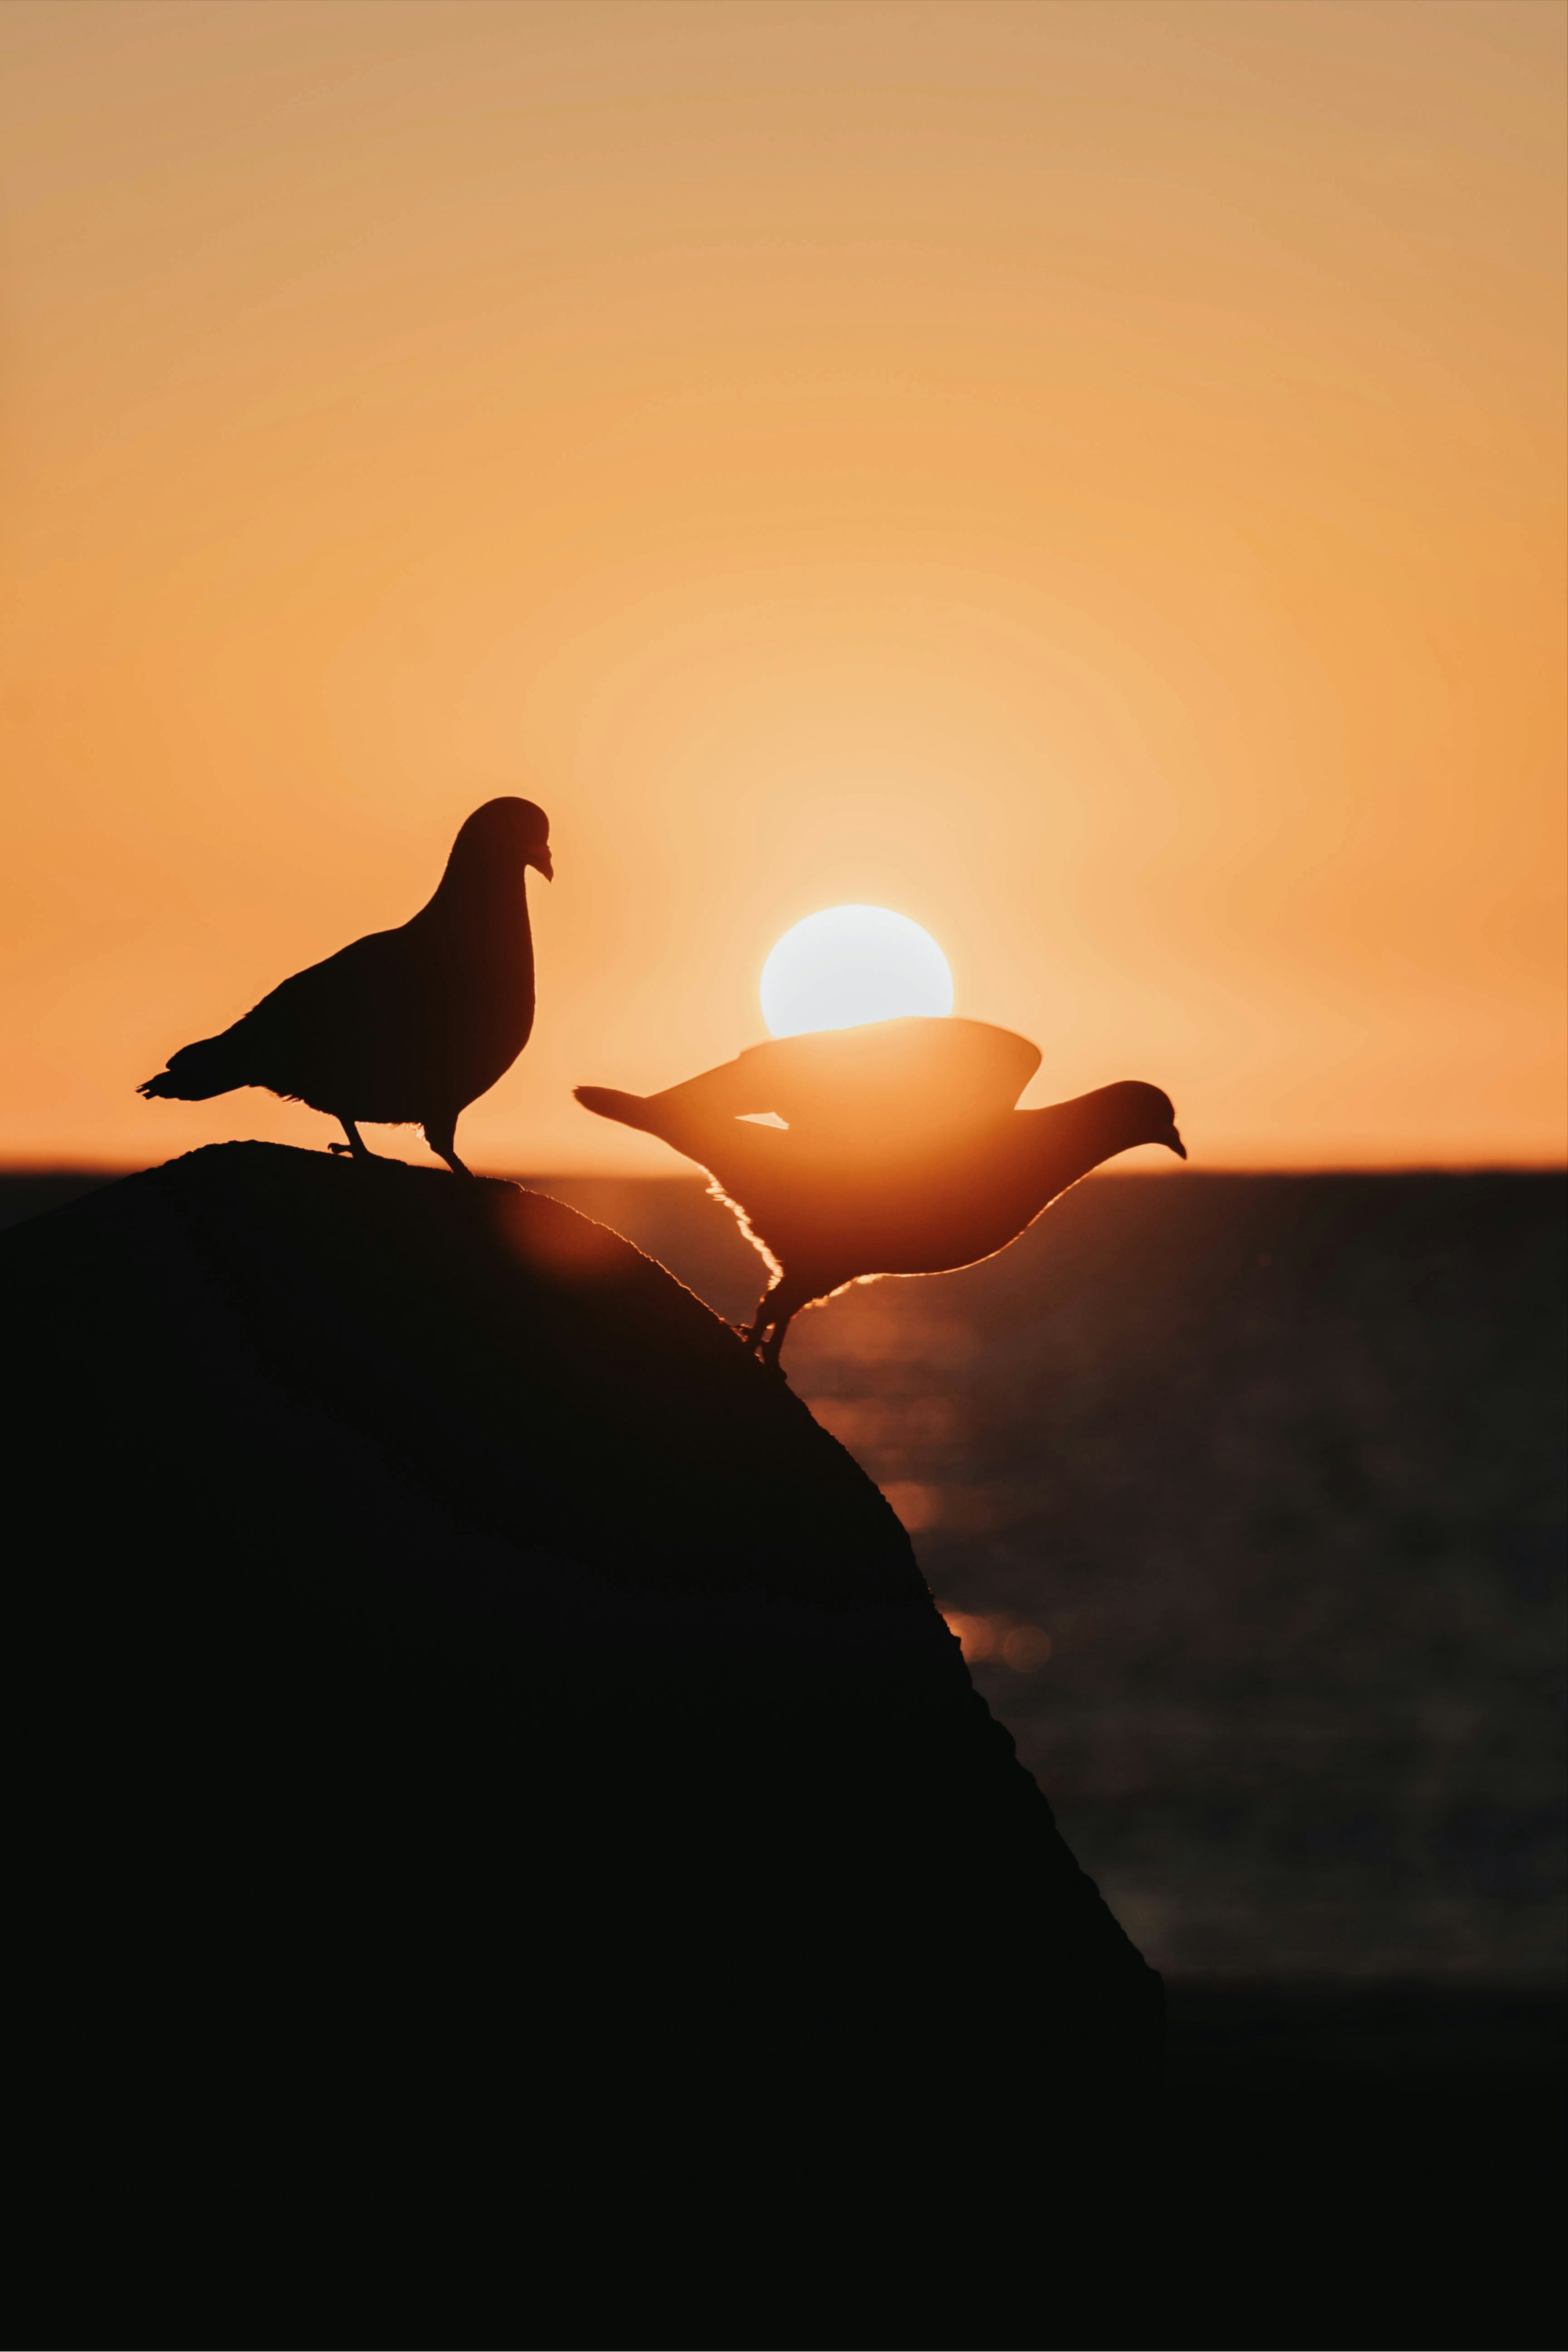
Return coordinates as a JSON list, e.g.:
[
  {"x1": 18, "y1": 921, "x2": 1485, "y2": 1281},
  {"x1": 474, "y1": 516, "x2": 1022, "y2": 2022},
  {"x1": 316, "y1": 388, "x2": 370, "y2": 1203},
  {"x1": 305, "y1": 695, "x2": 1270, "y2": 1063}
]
[
  {"x1": 574, "y1": 1086, "x2": 661, "y2": 1135},
  {"x1": 138, "y1": 1036, "x2": 247, "y2": 1103}
]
